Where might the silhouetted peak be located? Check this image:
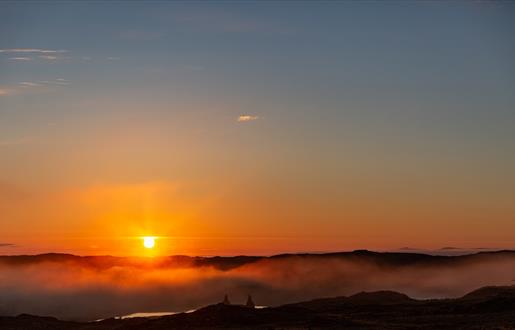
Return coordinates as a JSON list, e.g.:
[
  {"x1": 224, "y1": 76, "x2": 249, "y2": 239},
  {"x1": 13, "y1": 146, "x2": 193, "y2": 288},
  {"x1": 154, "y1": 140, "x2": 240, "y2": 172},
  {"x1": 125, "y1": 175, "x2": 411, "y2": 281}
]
[
  {"x1": 352, "y1": 249, "x2": 374, "y2": 254},
  {"x1": 461, "y1": 285, "x2": 515, "y2": 301},
  {"x1": 246, "y1": 294, "x2": 255, "y2": 308},
  {"x1": 347, "y1": 291, "x2": 415, "y2": 305}
]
